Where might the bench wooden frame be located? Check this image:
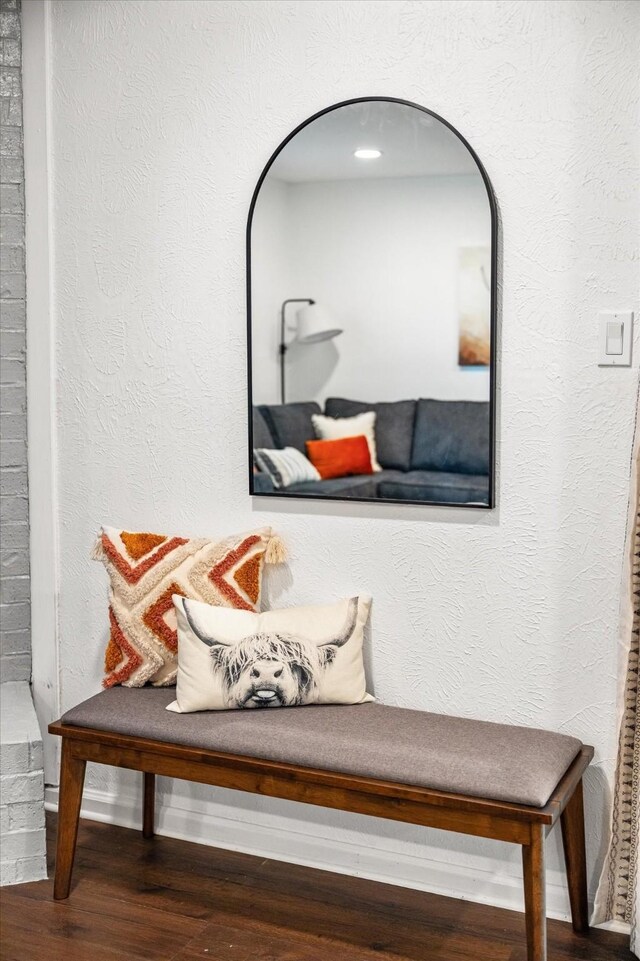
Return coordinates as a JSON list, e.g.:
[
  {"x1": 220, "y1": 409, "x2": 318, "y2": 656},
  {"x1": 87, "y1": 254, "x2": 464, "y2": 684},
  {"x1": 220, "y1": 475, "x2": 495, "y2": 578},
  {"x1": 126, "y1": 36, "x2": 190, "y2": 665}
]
[{"x1": 49, "y1": 720, "x2": 594, "y2": 961}]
